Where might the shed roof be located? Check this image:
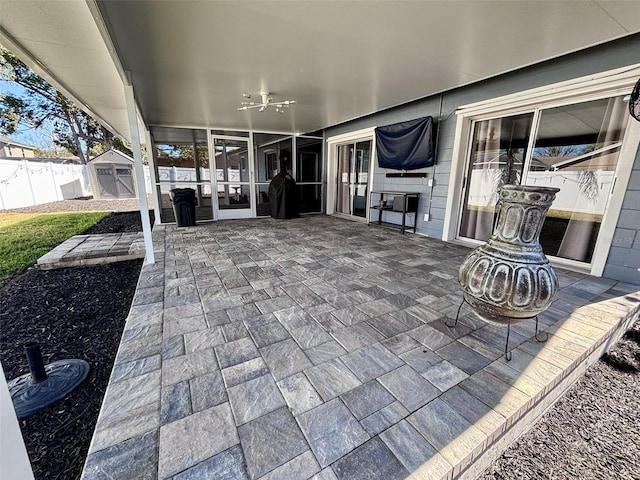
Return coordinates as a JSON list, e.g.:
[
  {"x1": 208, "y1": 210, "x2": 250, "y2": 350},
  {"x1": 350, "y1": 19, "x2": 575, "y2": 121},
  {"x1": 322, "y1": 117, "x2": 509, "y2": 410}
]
[{"x1": 89, "y1": 149, "x2": 134, "y2": 164}]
